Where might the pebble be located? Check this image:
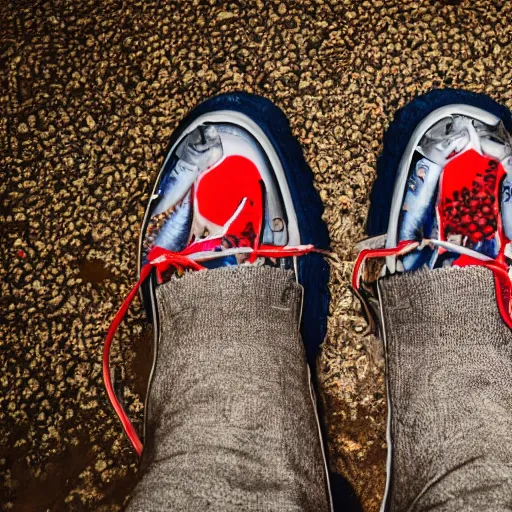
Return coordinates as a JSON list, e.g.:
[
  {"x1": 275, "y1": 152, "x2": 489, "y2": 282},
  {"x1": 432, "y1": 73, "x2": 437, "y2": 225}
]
[
  {"x1": 217, "y1": 11, "x2": 236, "y2": 20},
  {"x1": 86, "y1": 115, "x2": 96, "y2": 129}
]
